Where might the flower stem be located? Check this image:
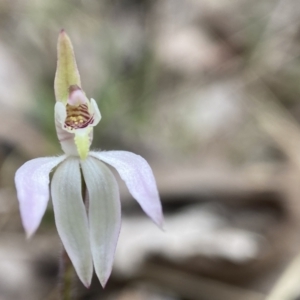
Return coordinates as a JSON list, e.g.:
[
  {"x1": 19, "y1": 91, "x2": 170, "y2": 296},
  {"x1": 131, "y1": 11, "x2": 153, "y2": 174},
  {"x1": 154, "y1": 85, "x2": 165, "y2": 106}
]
[
  {"x1": 59, "y1": 247, "x2": 74, "y2": 300},
  {"x1": 58, "y1": 176, "x2": 87, "y2": 300}
]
